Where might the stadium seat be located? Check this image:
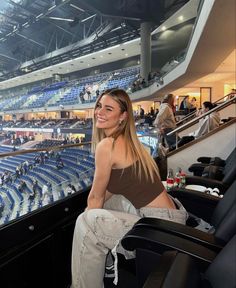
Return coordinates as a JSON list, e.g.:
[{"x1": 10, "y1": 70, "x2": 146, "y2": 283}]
[
  {"x1": 185, "y1": 158, "x2": 236, "y2": 193},
  {"x1": 129, "y1": 180, "x2": 236, "y2": 253},
  {"x1": 142, "y1": 235, "x2": 236, "y2": 288},
  {"x1": 188, "y1": 147, "x2": 236, "y2": 176}
]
